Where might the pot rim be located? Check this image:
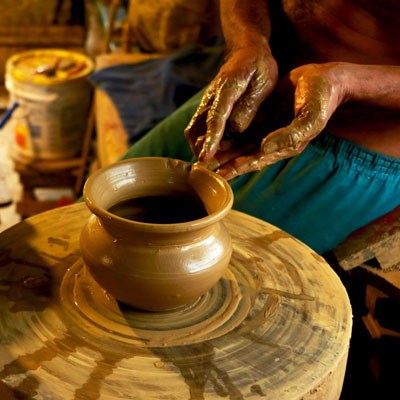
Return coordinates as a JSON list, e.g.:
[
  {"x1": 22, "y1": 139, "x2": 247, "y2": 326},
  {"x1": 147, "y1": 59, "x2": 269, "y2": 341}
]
[{"x1": 83, "y1": 157, "x2": 234, "y2": 232}]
